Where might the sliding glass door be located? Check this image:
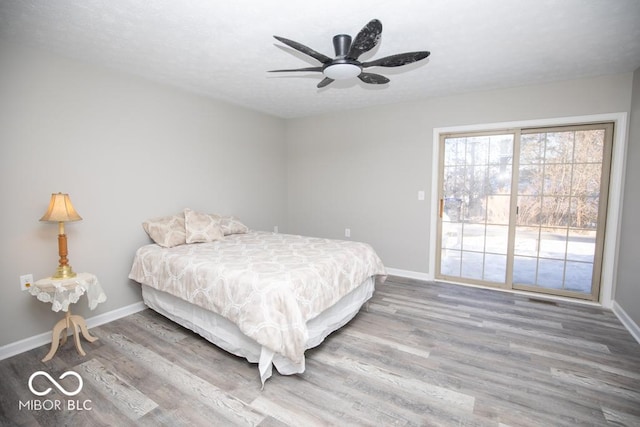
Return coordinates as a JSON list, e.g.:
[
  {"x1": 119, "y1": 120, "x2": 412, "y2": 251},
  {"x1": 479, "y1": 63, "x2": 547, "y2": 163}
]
[
  {"x1": 512, "y1": 124, "x2": 613, "y2": 299},
  {"x1": 439, "y1": 132, "x2": 514, "y2": 285},
  {"x1": 436, "y1": 123, "x2": 613, "y2": 301}
]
